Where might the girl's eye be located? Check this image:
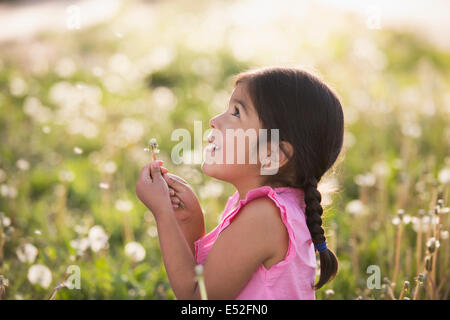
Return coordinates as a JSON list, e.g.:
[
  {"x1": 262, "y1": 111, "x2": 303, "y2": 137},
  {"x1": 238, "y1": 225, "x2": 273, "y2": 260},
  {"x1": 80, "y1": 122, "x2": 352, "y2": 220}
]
[{"x1": 231, "y1": 106, "x2": 240, "y2": 117}]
